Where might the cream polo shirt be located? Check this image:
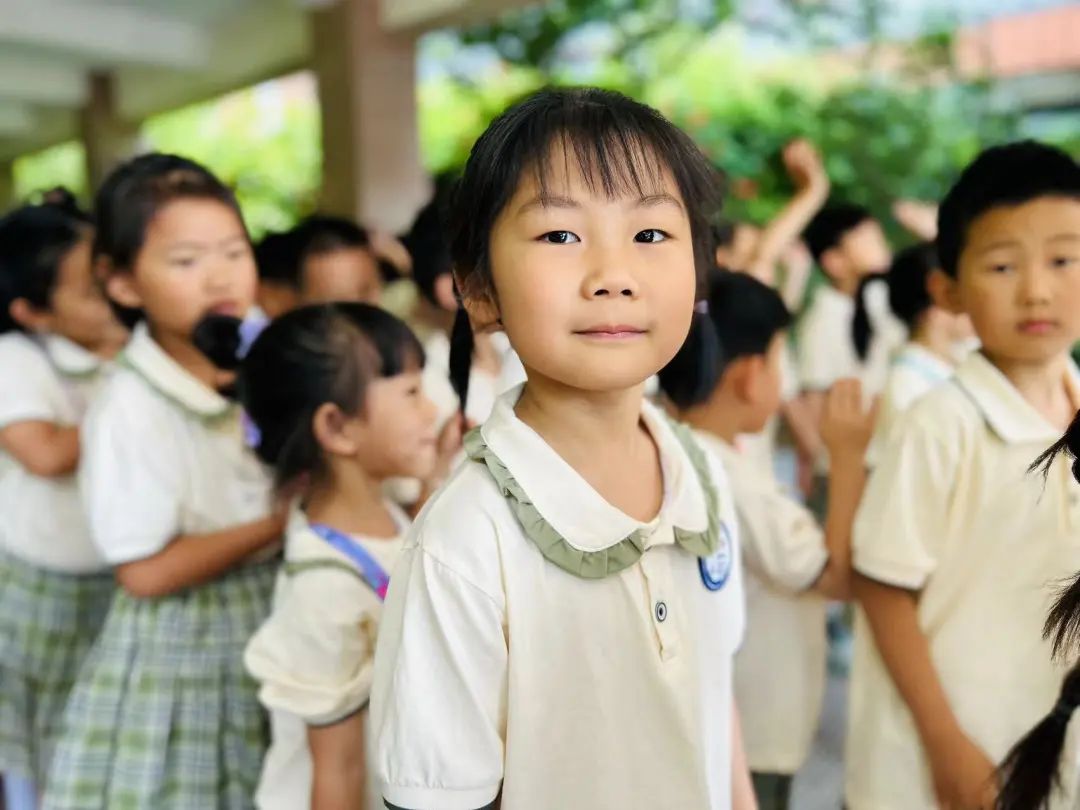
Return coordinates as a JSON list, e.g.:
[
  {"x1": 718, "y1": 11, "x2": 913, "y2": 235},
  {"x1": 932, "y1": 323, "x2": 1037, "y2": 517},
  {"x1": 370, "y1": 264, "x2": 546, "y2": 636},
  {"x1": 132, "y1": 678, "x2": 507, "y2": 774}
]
[
  {"x1": 80, "y1": 323, "x2": 273, "y2": 565},
  {"x1": 372, "y1": 389, "x2": 746, "y2": 810},
  {"x1": 846, "y1": 351, "x2": 1080, "y2": 810},
  {"x1": 246, "y1": 506, "x2": 408, "y2": 810},
  {"x1": 797, "y1": 282, "x2": 904, "y2": 397},
  {"x1": 867, "y1": 342, "x2": 954, "y2": 466},
  {"x1": 0, "y1": 333, "x2": 108, "y2": 572},
  {"x1": 696, "y1": 431, "x2": 828, "y2": 775}
]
